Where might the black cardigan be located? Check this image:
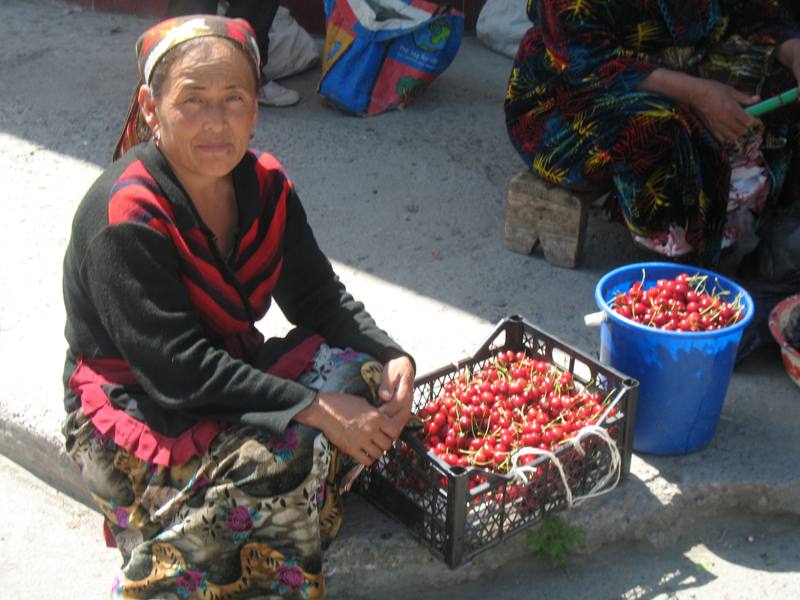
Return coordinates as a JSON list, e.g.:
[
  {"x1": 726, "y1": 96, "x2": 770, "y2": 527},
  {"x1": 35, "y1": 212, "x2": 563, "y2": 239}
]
[{"x1": 62, "y1": 142, "x2": 410, "y2": 438}]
